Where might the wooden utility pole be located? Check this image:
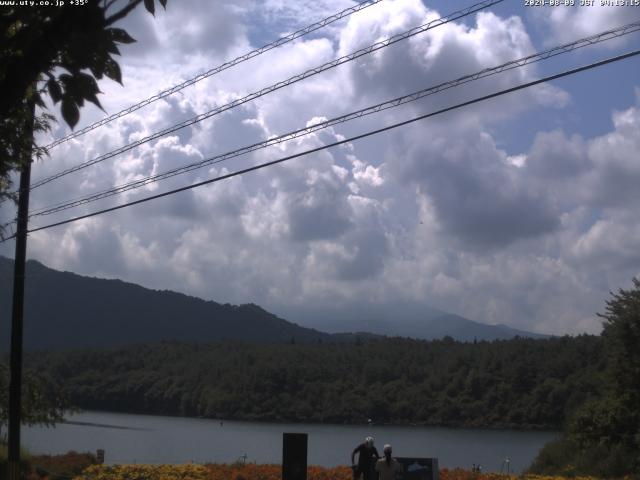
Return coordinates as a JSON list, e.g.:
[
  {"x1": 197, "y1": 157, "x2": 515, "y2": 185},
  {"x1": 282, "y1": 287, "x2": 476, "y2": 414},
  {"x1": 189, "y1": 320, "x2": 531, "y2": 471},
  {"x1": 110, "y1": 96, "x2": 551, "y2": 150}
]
[{"x1": 7, "y1": 100, "x2": 34, "y2": 480}]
